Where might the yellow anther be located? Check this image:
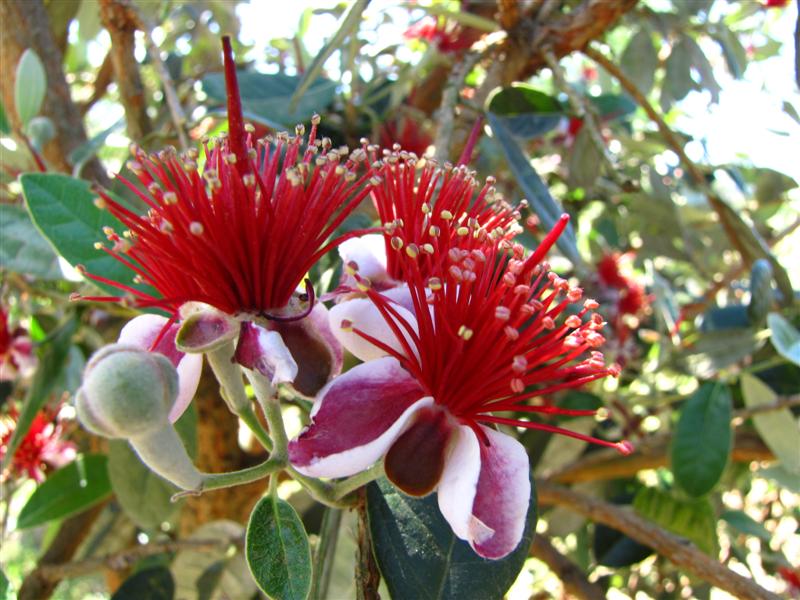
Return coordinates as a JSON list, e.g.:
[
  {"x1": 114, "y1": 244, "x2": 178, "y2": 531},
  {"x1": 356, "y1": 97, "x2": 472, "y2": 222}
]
[
  {"x1": 93, "y1": 197, "x2": 107, "y2": 210},
  {"x1": 422, "y1": 243, "x2": 434, "y2": 254},
  {"x1": 440, "y1": 210, "x2": 454, "y2": 221},
  {"x1": 405, "y1": 244, "x2": 420, "y2": 259},
  {"x1": 163, "y1": 191, "x2": 178, "y2": 204},
  {"x1": 456, "y1": 226, "x2": 469, "y2": 236},
  {"x1": 391, "y1": 237, "x2": 404, "y2": 251},
  {"x1": 189, "y1": 222, "x2": 204, "y2": 235},
  {"x1": 428, "y1": 225, "x2": 440, "y2": 237},
  {"x1": 458, "y1": 325, "x2": 474, "y2": 341},
  {"x1": 565, "y1": 315, "x2": 582, "y2": 328},
  {"x1": 428, "y1": 277, "x2": 442, "y2": 291}
]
